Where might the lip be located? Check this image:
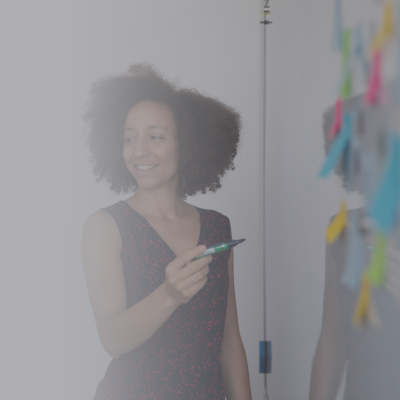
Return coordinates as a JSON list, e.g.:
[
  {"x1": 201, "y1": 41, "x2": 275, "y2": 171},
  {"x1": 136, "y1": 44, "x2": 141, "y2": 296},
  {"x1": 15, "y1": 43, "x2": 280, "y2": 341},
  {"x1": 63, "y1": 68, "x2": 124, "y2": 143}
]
[{"x1": 134, "y1": 164, "x2": 159, "y2": 172}]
